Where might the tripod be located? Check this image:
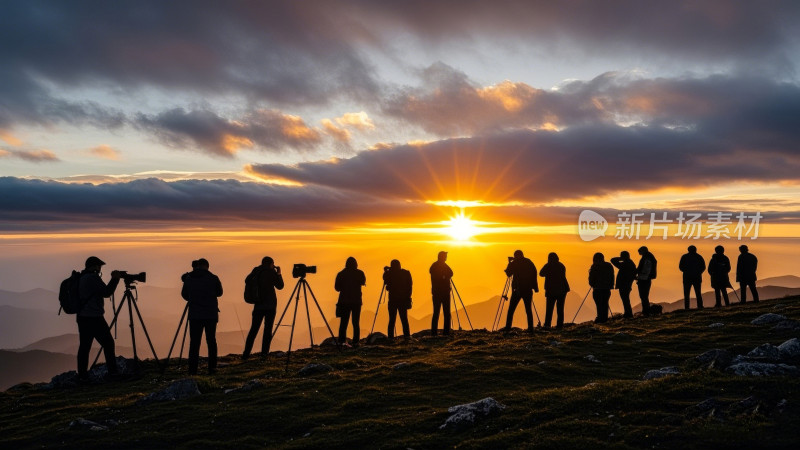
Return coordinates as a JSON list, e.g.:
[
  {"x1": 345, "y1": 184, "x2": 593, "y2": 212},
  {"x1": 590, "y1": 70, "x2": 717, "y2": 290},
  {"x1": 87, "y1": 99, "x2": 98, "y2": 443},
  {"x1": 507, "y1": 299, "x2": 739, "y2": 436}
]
[
  {"x1": 272, "y1": 275, "x2": 339, "y2": 370},
  {"x1": 571, "y1": 287, "x2": 593, "y2": 323},
  {"x1": 450, "y1": 280, "x2": 474, "y2": 331},
  {"x1": 163, "y1": 303, "x2": 190, "y2": 371},
  {"x1": 369, "y1": 283, "x2": 397, "y2": 336},
  {"x1": 492, "y1": 276, "x2": 512, "y2": 331},
  {"x1": 93, "y1": 281, "x2": 161, "y2": 371}
]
